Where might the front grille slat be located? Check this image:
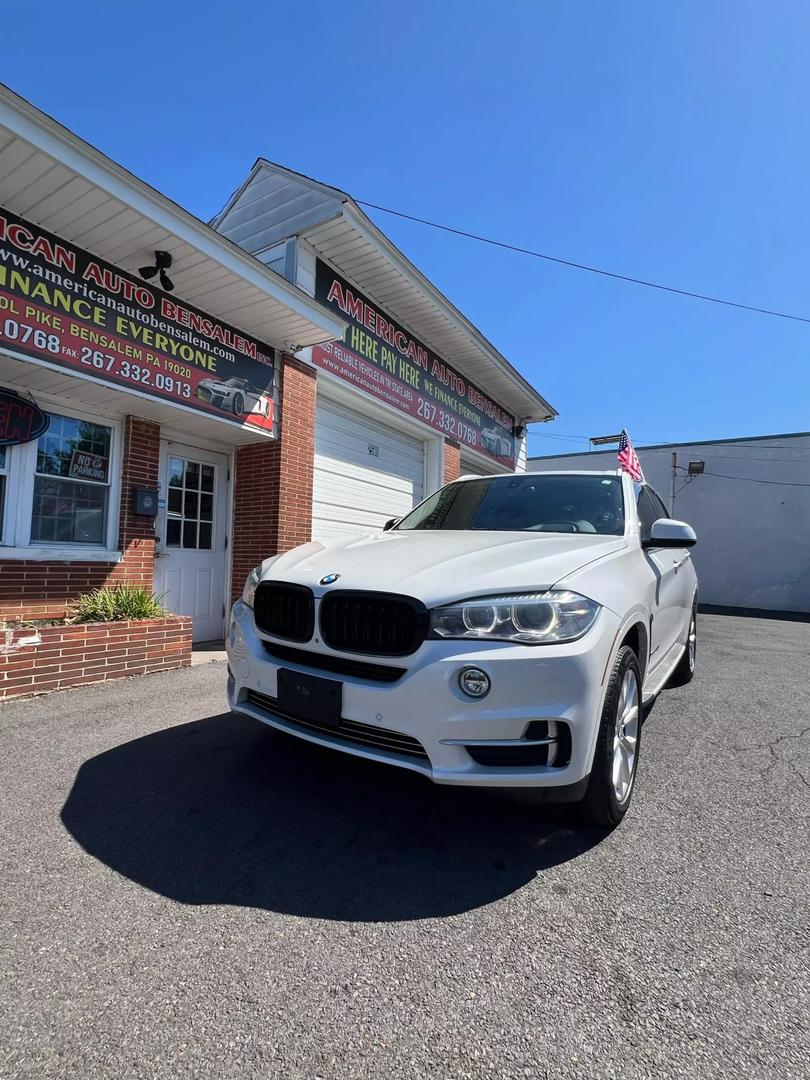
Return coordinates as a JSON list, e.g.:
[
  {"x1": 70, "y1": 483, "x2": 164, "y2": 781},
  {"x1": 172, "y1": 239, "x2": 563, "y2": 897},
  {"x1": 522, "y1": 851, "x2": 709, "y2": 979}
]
[
  {"x1": 246, "y1": 690, "x2": 429, "y2": 761},
  {"x1": 320, "y1": 591, "x2": 428, "y2": 657},
  {"x1": 254, "y1": 582, "x2": 314, "y2": 643}
]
